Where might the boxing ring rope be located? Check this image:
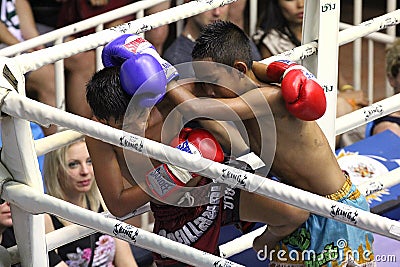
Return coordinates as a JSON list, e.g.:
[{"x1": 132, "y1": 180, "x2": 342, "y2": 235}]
[
  {"x1": 260, "y1": 8, "x2": 400, "y2": 148},
  {"x1": 7, "y1": 0, "x2": 399, "y2": 135},
  {"x1": 357, "y1": 167, "x2": 400, "y2": 197},
  {"x1": 6, "y1": 159, "x2": 398, "y2": 264},
  {"x1": 339, "y1": 21, "x2": 396, "y2": 51},
  {"x1": 2, "y1": 87, "x2": 400, "y2": 241},
  {"x1": 0, "y1": 1, "x2": 399, "y2": 265},
  {"x1": 219, "y1": 225, "x2": 267, "y2": 259},
  {"x1": 5, "y1": 203, "x2": 151, "y2": 265},
  {"x1": 260, "y1": 9, "x2": 400, "y2": 65},
  {"x1": 1, "y1": 180, "x2": 241, "y2": 267},
  {"x1": 34, "y1": 130, "x2": 83, "y2": 156},
  {"x1": 335, "y1": 93, "x2": 400, "y2": 135},
  {"x1": 218, "y1": 166, "x2": 400, "y2": 258},
  {"x1": 12, "y1": 0, "x2": 399, "y2": 75},
  {"x1": 0, "y1": 0, "x2": 169, "y2": 57},
  {"x1": 10, "y1": 0, "x2": 239, "y2": 75}
]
